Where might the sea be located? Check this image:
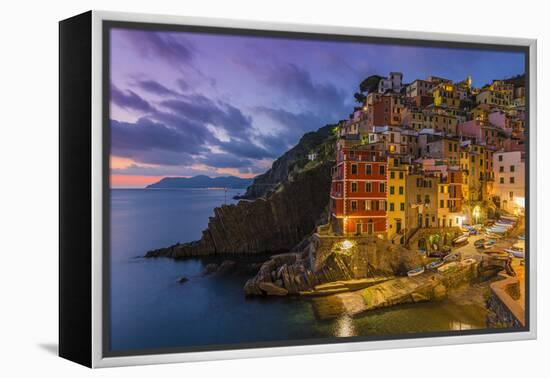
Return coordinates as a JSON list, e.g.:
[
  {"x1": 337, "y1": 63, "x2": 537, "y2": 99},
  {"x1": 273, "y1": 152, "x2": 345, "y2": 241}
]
[{"x1": 110, "y1": 188, "x2": 488, "y2": 353}]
